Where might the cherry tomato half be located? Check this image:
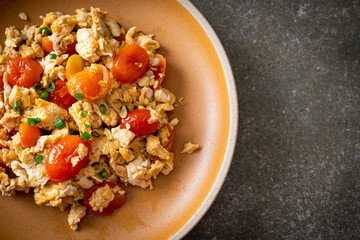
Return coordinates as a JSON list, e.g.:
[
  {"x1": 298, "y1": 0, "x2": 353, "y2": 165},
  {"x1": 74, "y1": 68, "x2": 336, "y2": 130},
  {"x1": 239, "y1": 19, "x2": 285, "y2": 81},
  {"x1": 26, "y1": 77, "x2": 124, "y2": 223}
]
[
  {"x1": 45, "y1": 135, "x2": 89, "y2": 182},
  {"x1": 19, "y1": 122, "x2": 41, "y2": 148},
  {"x1": 120, "y1": 109, "x2": 158, "y2": 137},
  {"x1": 151, "y1": 54, "x2": 166, "y2": 88},
  {"x1": 48, "y1": 80, "x2": 77, "y2": 110},
  {"x1": 67, "y1": 64, "x2": 110, "y2": 101},
  {"x1": 5, "y1": 58, "x2": 43, "y2": 88},
  {"x1": 112, "y1": 44, "x2": 149, "y2": 83},
  {"x1": 42, "y1": 37, "x2": 77, "y2": 55},
  {"x1": 84, "y1": 182, "x2": 126, "y2": 216}
]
